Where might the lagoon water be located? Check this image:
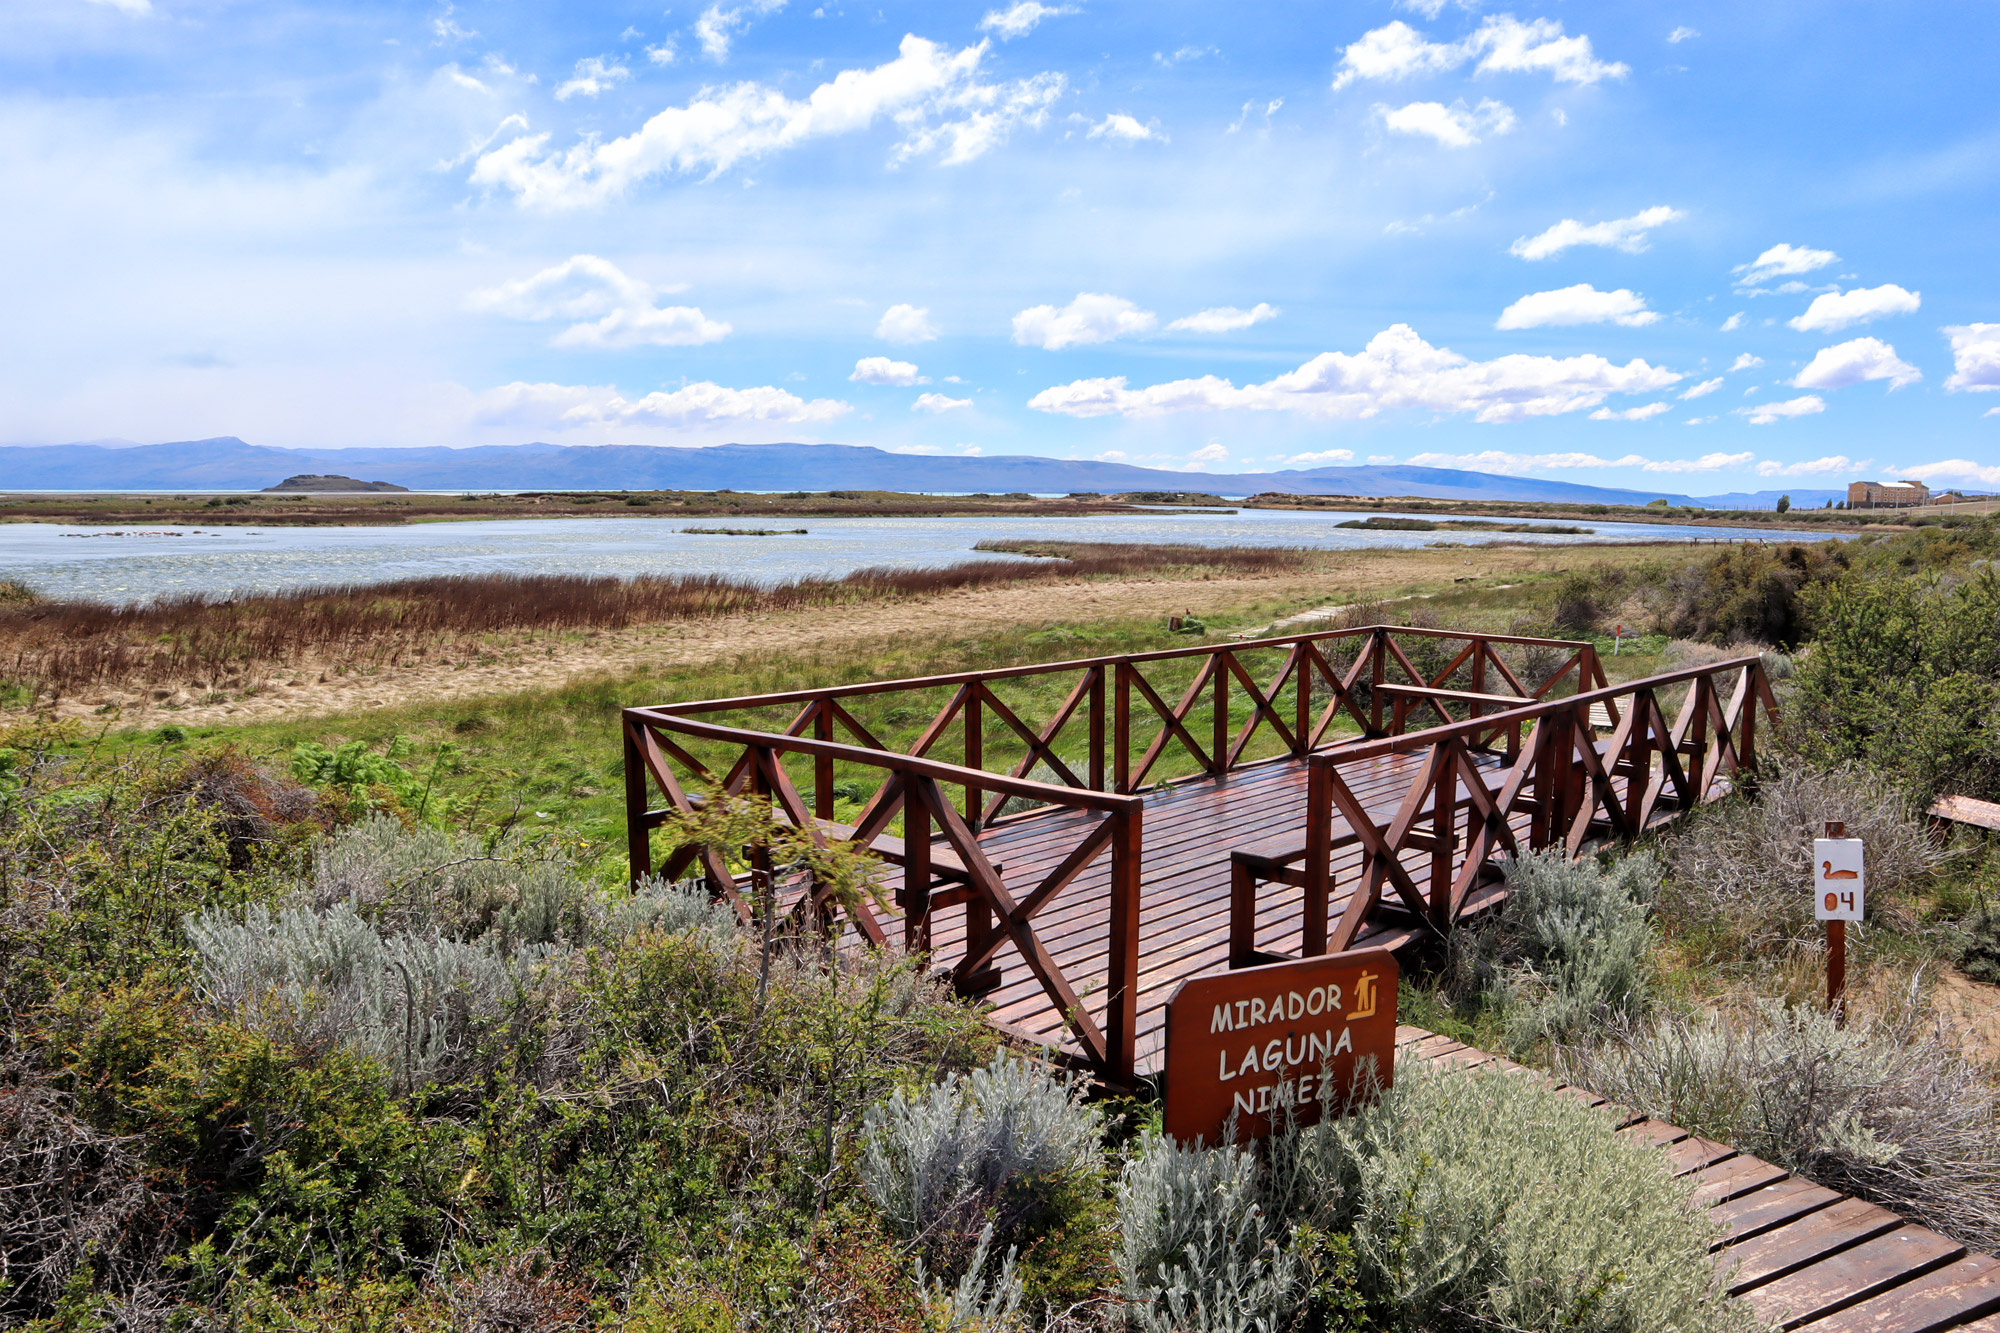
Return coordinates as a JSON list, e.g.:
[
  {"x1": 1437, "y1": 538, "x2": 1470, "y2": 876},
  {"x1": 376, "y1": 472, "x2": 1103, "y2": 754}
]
[{"x1": 0, "y1": 509, "x2": 1841, "y2": 604}]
